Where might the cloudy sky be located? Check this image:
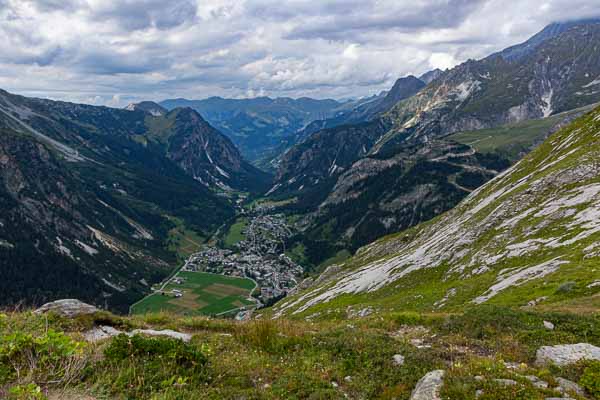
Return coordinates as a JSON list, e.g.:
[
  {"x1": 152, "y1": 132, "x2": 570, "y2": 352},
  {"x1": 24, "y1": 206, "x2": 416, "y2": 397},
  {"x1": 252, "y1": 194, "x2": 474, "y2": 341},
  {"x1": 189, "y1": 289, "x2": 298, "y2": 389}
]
[{"x1": 1, "y1": 0, "x2": 599, "y2": 107}]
